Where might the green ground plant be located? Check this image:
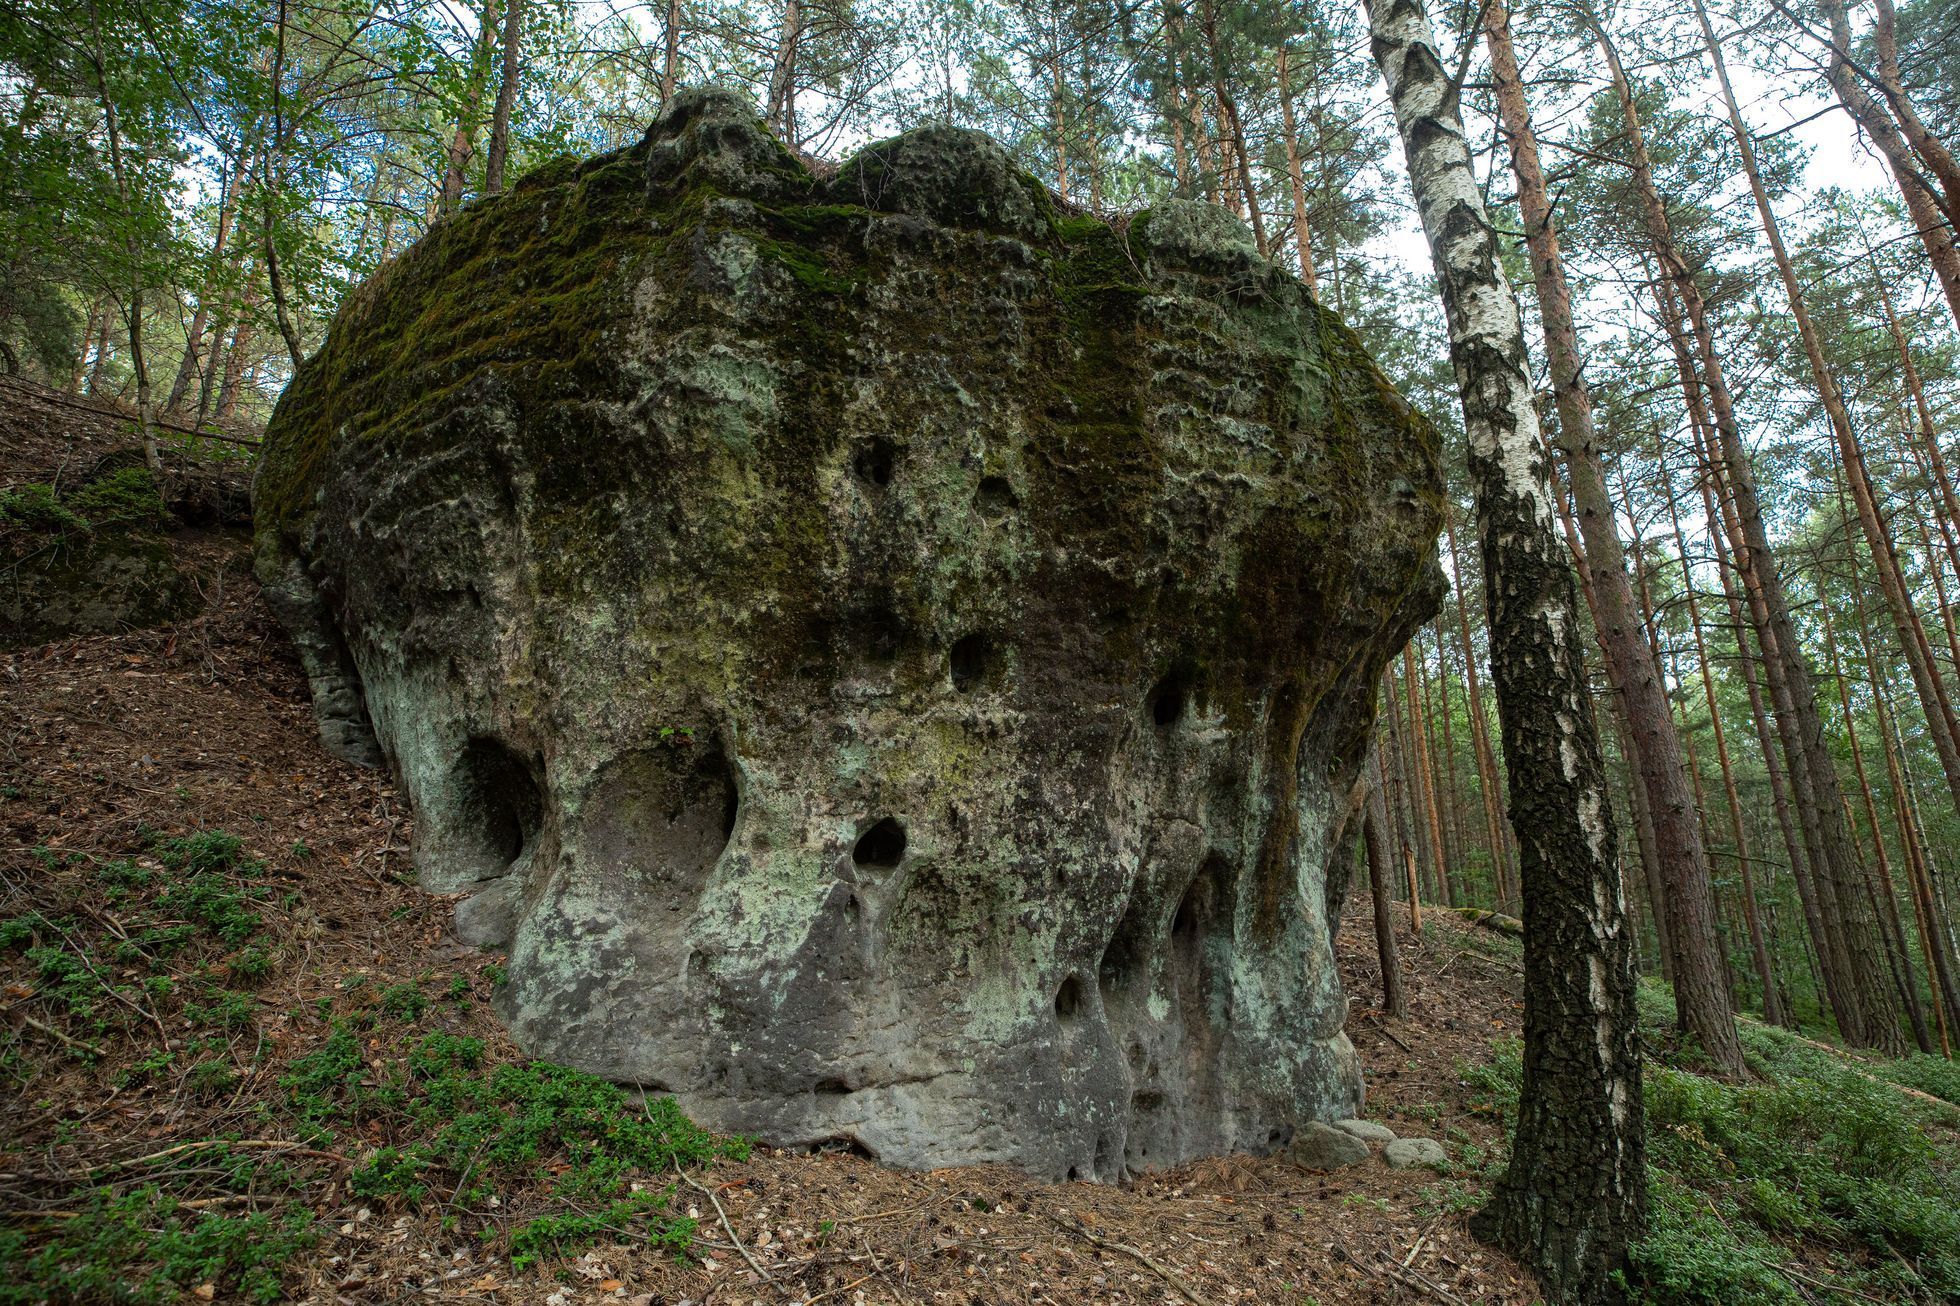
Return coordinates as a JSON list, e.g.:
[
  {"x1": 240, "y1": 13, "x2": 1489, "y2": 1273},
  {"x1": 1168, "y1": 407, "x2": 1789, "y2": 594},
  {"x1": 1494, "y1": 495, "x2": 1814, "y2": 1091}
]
[
  {"x1": 0, "y1": 830, "x2": 744, "y2": 1301},
  {"x1": 1462, "y1": 983, "x2": 1960, "y2": 1303}
]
